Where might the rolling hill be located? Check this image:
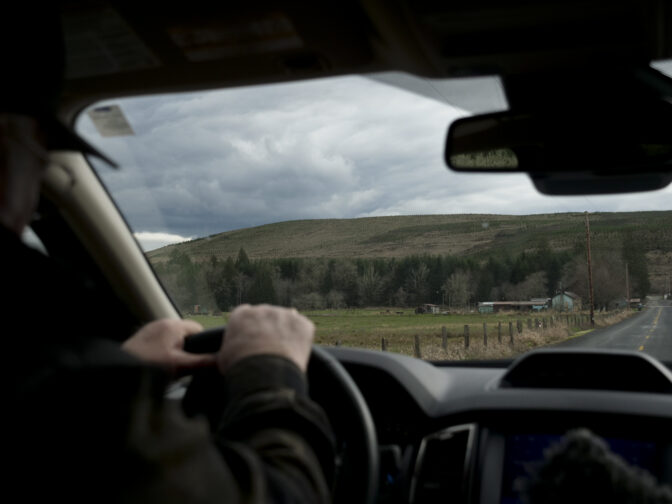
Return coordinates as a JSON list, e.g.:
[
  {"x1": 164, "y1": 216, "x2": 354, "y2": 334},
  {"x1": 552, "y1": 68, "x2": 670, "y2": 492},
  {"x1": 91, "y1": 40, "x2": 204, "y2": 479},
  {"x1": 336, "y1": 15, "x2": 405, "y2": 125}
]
[{"x1": 147, "y1": 212, "x2": 672, "y2": 290}]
